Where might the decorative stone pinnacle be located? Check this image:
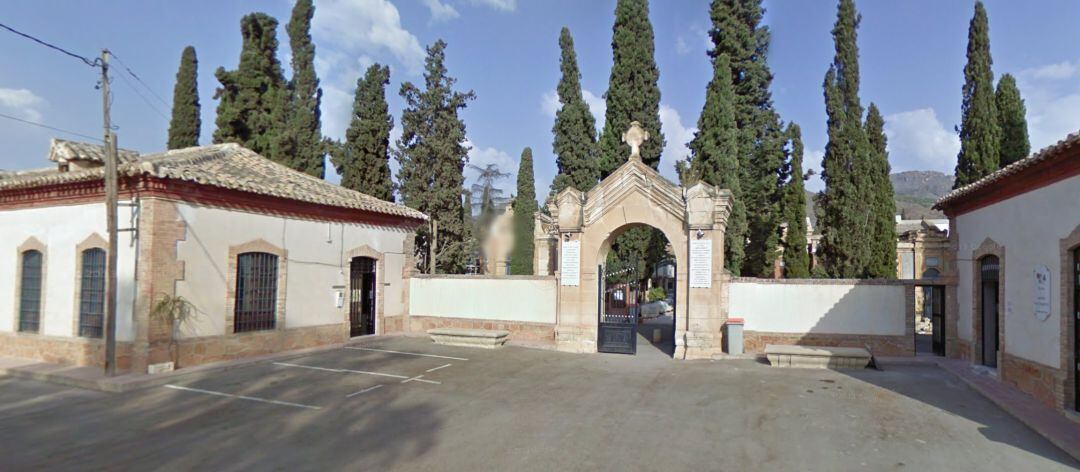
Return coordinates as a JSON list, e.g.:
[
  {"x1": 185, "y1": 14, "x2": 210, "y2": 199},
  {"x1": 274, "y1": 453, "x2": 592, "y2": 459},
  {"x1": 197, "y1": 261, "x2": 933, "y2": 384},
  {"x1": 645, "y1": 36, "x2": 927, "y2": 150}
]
[{"x1": 622, "y1": 121, "x2": 649, "y2": 161}]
